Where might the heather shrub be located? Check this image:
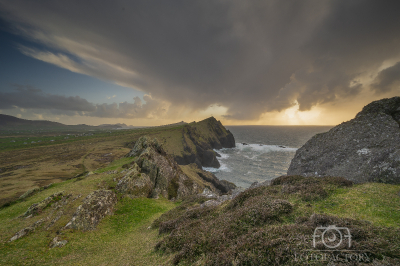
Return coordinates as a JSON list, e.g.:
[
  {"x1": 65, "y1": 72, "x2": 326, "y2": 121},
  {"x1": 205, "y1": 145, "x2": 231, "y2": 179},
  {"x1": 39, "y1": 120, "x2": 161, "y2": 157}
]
[
  {"x1": 152, "y1": 195, "x2": 212, "y2": 228},
  {"x1": 154, "y1": 176, "x2": 399, "y2": 265}
]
